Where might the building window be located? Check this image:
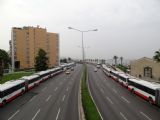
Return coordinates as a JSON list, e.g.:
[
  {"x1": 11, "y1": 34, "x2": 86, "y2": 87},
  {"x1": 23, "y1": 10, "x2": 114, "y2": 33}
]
[{"x1": 144, "y1": 67, "x2": 152, "y2": 78}]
